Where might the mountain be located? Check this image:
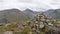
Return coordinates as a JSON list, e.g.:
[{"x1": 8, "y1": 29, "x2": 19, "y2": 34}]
[
  {"x1": 23, "y1": 9, "x2": 35, "y2": 18},
  {"x1": 23, "y1": 9, "x2": 41, "y2": 18},
  {"x1": 45, "y1": 9, "x2": 60, "y2": 20},
  {"x1": 0, "y1": 9, "x2": 29, "y2": 24}
]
